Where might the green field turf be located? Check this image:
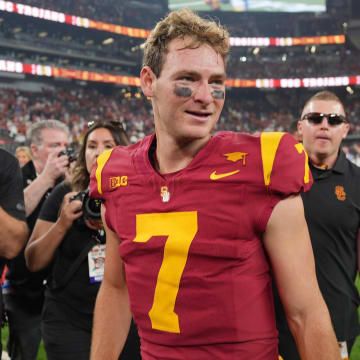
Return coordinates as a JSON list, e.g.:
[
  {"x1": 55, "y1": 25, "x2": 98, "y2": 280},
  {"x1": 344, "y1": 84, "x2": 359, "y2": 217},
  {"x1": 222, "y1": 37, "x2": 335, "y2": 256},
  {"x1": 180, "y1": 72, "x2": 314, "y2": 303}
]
[
  {"x1": 350, "y1": 276, "x2": 360, "y2": 359},
  {"x1": 168, "y1": 0, "x2": 326, "y2": 12}
]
